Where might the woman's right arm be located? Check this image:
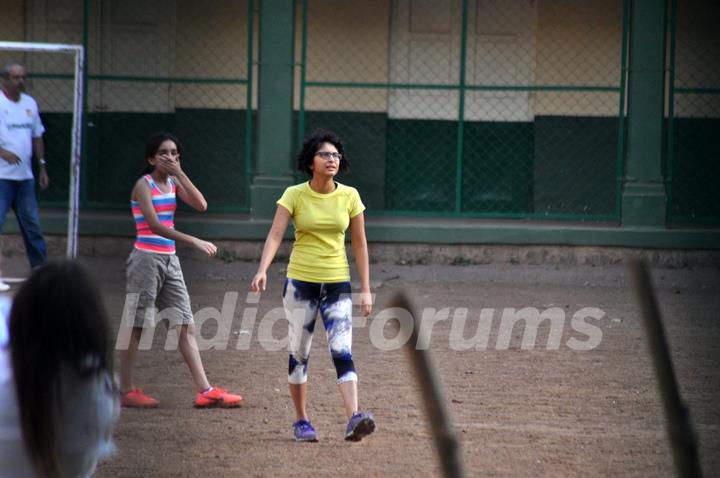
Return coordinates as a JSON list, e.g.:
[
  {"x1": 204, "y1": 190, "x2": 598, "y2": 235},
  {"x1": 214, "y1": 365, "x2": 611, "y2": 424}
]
[
  {"x1": 251, "y1": 205, "x2": 291, "y2": 292},
  {"x1": 134, "y1": 180, "x2": 217, "y2": 257}
]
